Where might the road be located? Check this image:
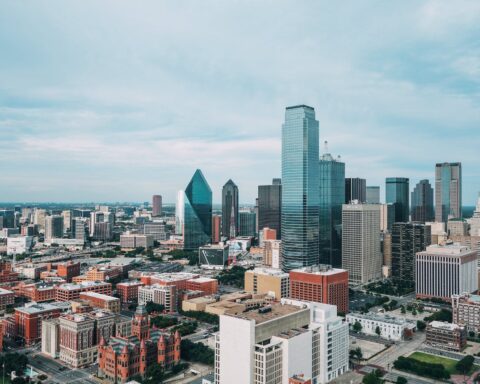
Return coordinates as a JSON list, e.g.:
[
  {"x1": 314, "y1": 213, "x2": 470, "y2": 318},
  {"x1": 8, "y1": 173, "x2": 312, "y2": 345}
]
[{"x1": 370, "y1": 332, "x2": 426, "y2": 368}]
